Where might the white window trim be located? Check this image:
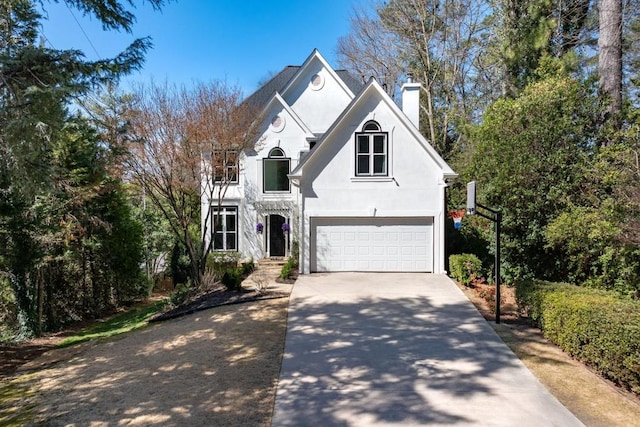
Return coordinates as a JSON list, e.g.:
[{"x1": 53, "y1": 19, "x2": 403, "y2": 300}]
[{"x1": 350, "y1": 176, "x2": 394, "y2": 182}]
